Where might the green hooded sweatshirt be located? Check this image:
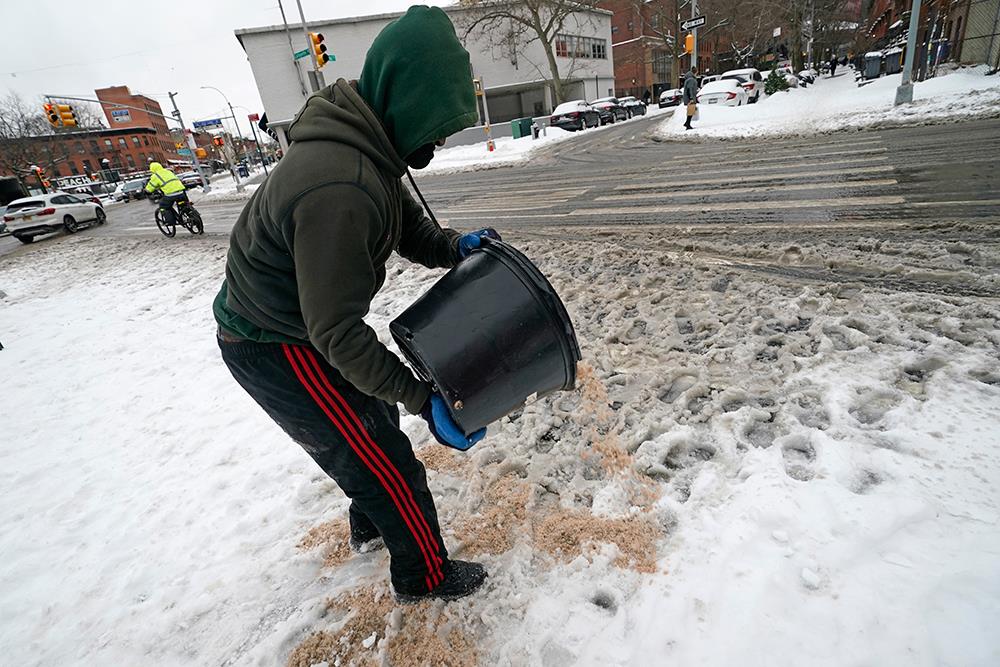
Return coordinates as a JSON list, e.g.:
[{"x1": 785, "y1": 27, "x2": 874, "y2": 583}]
[{"x1": 213, "y1": 5, "x2": 478, "y2": 415}]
